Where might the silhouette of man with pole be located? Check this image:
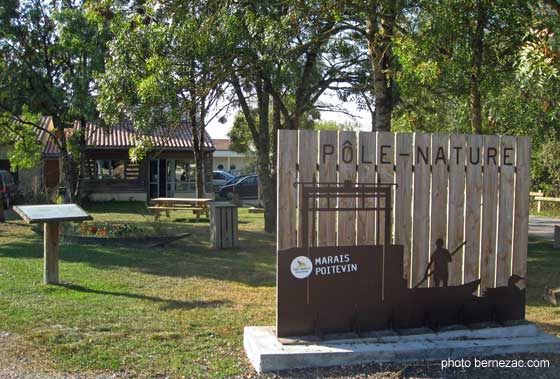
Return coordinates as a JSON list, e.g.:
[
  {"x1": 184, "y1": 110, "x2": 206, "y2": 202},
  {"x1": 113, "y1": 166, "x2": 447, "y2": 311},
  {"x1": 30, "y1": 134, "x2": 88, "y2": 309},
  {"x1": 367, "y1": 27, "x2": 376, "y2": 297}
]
[
  {"x1": 430, "y1": 238, "x2": 452, "y2": 287},
  {"x1": 414, "y1": 240, "x2": 467, "y2": 288}
]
